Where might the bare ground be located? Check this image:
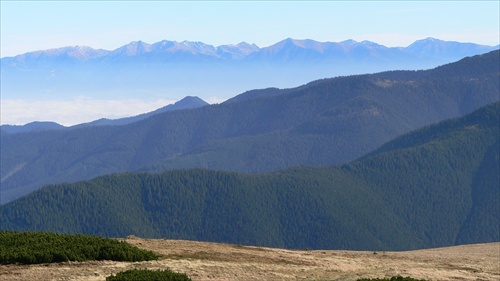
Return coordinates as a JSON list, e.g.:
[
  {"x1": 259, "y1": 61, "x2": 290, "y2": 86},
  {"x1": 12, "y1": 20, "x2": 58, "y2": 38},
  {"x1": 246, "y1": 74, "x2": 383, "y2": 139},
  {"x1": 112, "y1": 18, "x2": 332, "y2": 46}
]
[{"x1": 1, "y1": 237, "x2": 498, "y2": 281}]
